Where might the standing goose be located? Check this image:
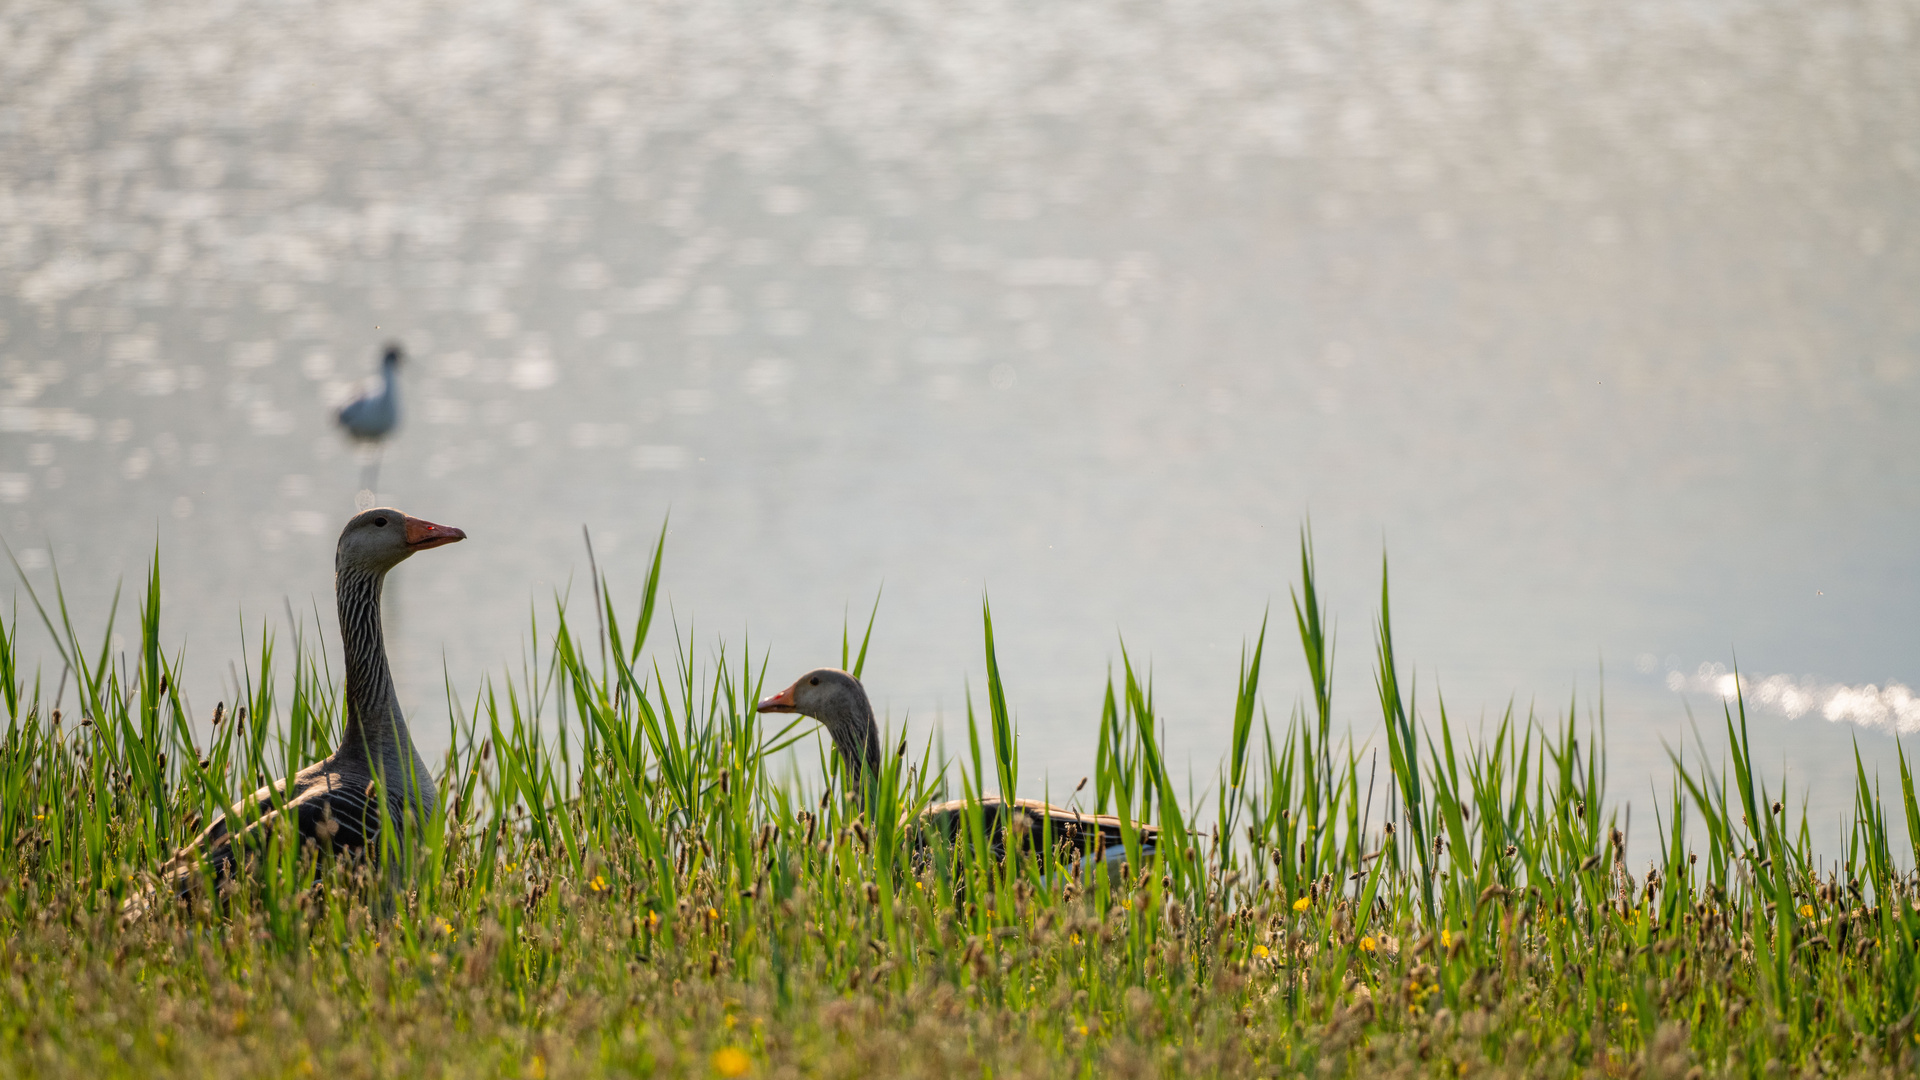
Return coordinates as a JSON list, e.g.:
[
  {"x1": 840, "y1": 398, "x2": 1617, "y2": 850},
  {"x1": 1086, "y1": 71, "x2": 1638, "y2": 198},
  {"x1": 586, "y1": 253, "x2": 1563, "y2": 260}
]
[
  {"x1": 132, "y1": 507, "x2": 464, "y2": 912},
  {"x1": 757, "y1": 669, "x2": 1157, "y2": 870}
]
